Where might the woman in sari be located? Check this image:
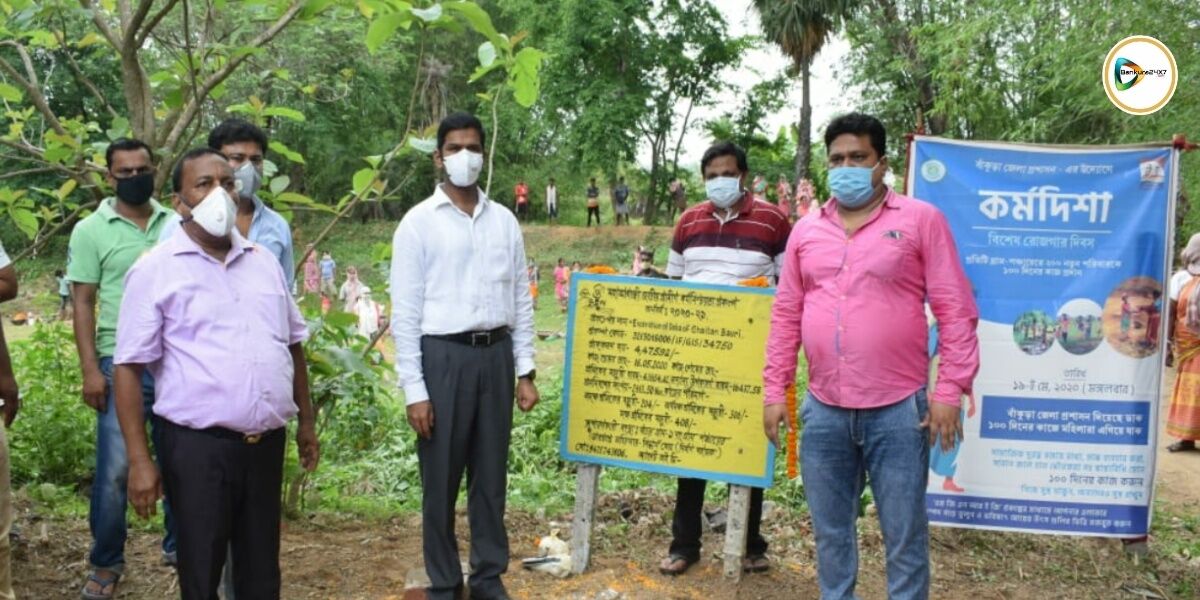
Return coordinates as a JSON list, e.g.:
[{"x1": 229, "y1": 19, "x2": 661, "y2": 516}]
[{"x1": 1169, "y1": 233, "x2": 1200, "y2": 452}]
